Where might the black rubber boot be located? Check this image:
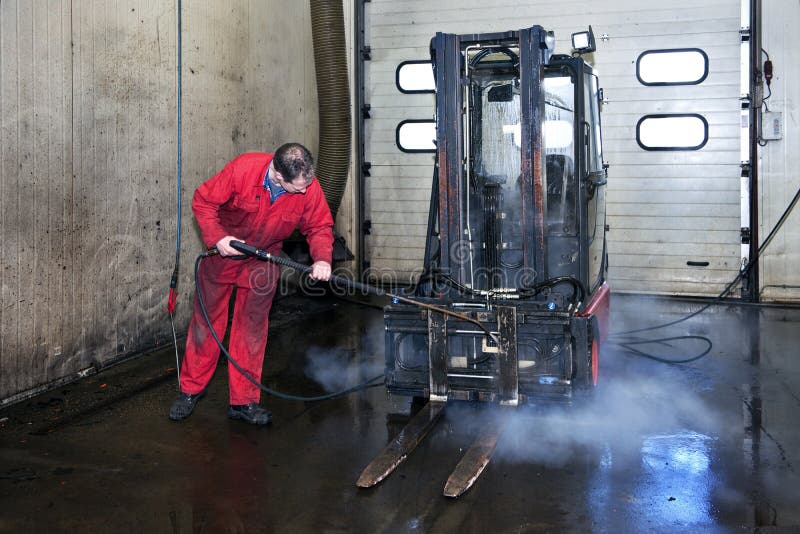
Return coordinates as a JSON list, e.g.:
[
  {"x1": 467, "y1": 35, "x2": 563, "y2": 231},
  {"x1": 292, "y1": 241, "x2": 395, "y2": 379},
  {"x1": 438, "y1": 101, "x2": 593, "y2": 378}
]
[
  {"x1": 168, "y1": 391, "x2": 206, "y2": 421},
  {"x1": 228, "y1": 403, "x2": 272, "y2": 426}
]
